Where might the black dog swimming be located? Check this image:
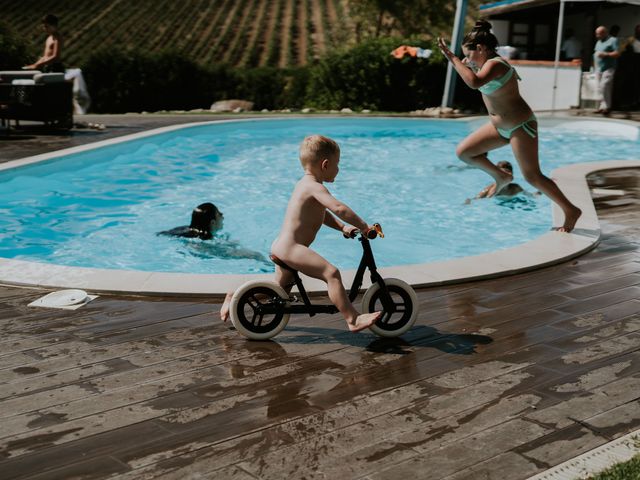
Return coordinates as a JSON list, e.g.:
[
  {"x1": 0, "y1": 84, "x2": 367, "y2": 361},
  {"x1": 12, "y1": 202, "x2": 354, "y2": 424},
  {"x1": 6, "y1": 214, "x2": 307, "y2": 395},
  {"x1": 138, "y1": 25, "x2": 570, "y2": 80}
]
[{"x1": 158, "y1": 203, "x2": 223, "y2": 240}]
